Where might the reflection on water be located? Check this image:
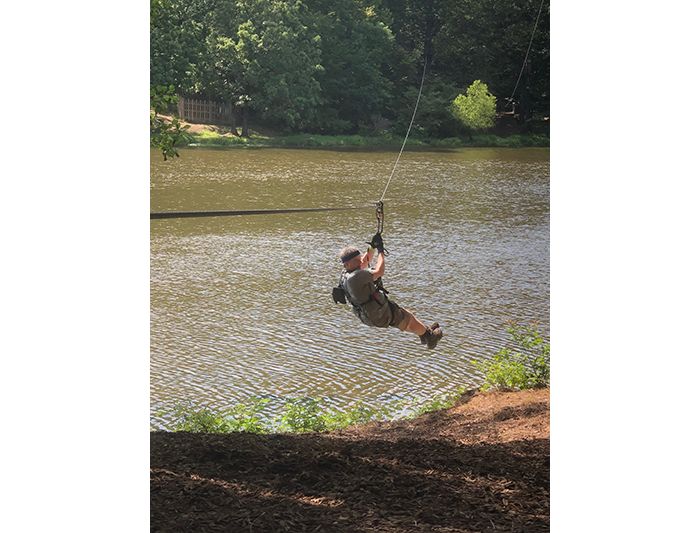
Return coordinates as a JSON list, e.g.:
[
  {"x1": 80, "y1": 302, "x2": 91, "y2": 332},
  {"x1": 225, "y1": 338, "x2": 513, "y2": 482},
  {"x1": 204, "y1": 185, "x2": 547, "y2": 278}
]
[{"x1": 150, "y1": 147, "x2": 549, "y2": 428}]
